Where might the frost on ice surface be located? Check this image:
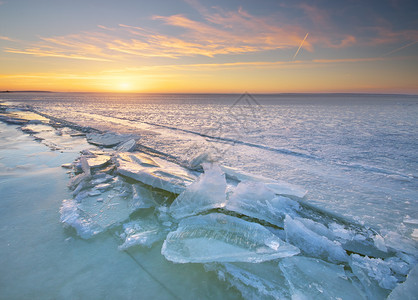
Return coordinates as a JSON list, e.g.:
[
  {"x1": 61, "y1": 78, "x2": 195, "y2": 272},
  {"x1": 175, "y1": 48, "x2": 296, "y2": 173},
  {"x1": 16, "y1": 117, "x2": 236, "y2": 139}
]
[
  {"x1": 279, "y1": 256, "x2": 366, "y2": 300},
  {"x1": 220, "y1": 165, "x2": 306, "y2": 198},
  {"x1": 387, "y1": 264, "x2": 418, "y2": 300},
  {"x1": 205, "y1": 261, "x2": 291, "y2": 300},
  {"x1": 284, "y1": 215, "x2": 348, "y2": 263},
  {"x1": 118, "y1": 215, "x2": 168, "y2": 250},
  {"x1": 161, "y1": 213, "x2": 300, "y2": 263},
  {"x1": 117, "y1": 152, "x2": 197, "y2": 194},
  {"x1": 225, "y1": 181, "x2": 300, "y2": 227},
  {"x1": 170, "y1": 163, "x2": 226, "y2": 219}
]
